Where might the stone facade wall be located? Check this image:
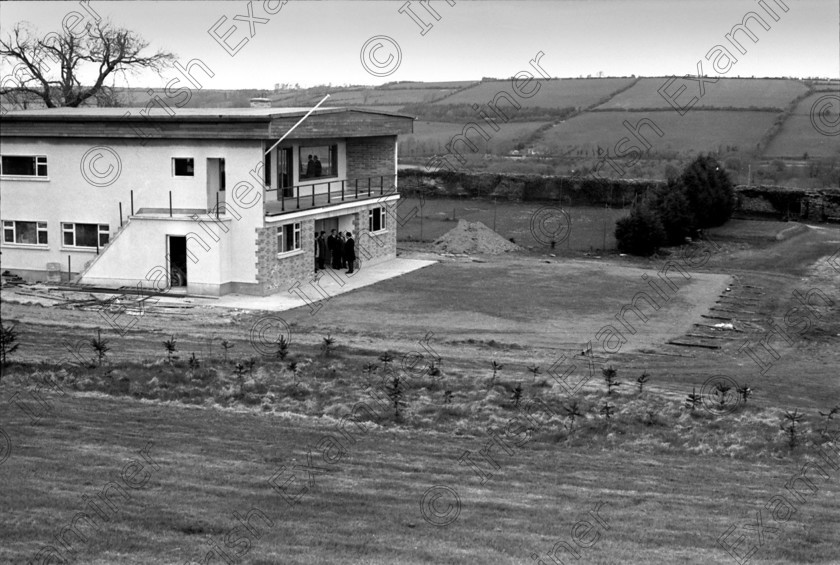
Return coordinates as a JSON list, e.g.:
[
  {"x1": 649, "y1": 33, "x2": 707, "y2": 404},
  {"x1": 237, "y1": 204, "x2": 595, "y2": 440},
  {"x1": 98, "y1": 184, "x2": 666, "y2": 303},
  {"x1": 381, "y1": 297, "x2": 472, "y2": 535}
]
[
  {"x1": 254, "y1": 201, "x2": 398, "y2": 296},
  {"x1": 355, "y1": 201, "x2": 398, "y2": 268},
  {"x1": 346, "y1": 136, "x2": 396, "y2": 181},
  {"x1": 256, "y1": 219, "x2": 316, "y2": 295}
]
